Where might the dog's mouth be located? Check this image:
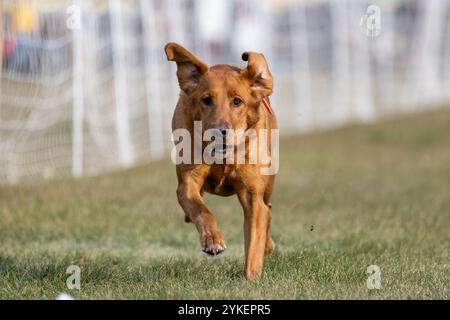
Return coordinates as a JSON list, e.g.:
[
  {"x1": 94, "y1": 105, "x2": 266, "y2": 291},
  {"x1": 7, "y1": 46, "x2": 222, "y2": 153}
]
[
  {"x1": 212, "y1": 143, "x2": 234, "y2": 157},
  {"x1": 215, "y1": 143, "x2": 234, "y2": 152}
]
